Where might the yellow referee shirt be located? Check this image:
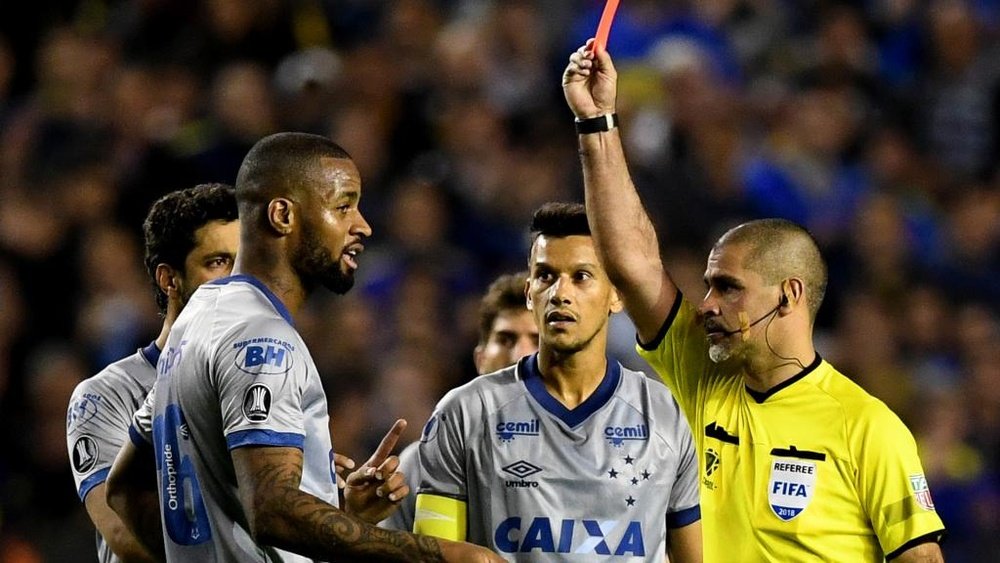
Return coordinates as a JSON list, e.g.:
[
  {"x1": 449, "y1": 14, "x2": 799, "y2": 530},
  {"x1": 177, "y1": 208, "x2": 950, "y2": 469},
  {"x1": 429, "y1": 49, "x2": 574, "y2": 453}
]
[{"x1": 638, "y1": 294, "x2": 945, "y2": 562}]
